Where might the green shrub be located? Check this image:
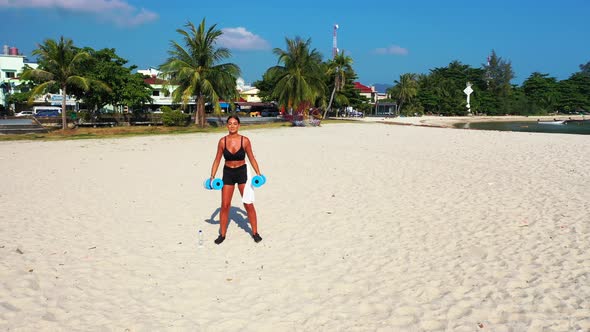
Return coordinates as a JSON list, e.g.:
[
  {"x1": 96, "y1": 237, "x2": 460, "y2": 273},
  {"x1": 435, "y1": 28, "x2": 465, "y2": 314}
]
[
  {"x1": 162, "y1": 108, "x2": 190, "y2": 126},
  {"x1": 66, "y1": 110, "x2": 78, "y2": 120},
  {"x1": 79, "y1": 111, "x2": 93, "y2": 121},
  {"x1": 401, "y1": 104, "x2": 424, "y2": 116}
]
